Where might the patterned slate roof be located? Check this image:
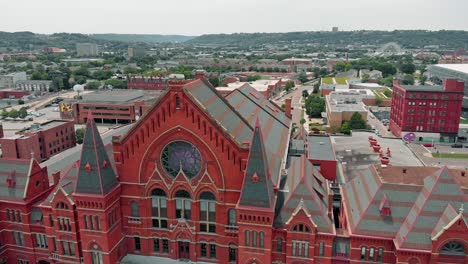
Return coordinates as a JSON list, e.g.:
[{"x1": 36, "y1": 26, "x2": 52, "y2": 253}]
[
  {"x1": 239, "y1": 121, "x2": 275, "y2": 209},
  {"x1": 431, "y1": 204, "x2": 460, "y2": 239},
  {"x1": 275, "y1": 156, "x2": 334, "y2": 233},
  {"x1": 0, "y1": 159, "x2": 33, "y2": 201},
  {"x1": 342, "y1": 165, "x2": 423, "y2": 238},
  {"x1": 342, "y1": 165, "x2": 468, "y2": 250},
  {"x1": 183, "y1": 79, "x2": 253, "y2": 146},
  {"x1": 395, "y1": 167, "x2": 468, "y2": 250},
  {"x1": 75, "y1": 116, "x2": 118, "y2": 195},
  {"x1": 226, "y1": 84, "x2": 291, "y2": 185}
]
